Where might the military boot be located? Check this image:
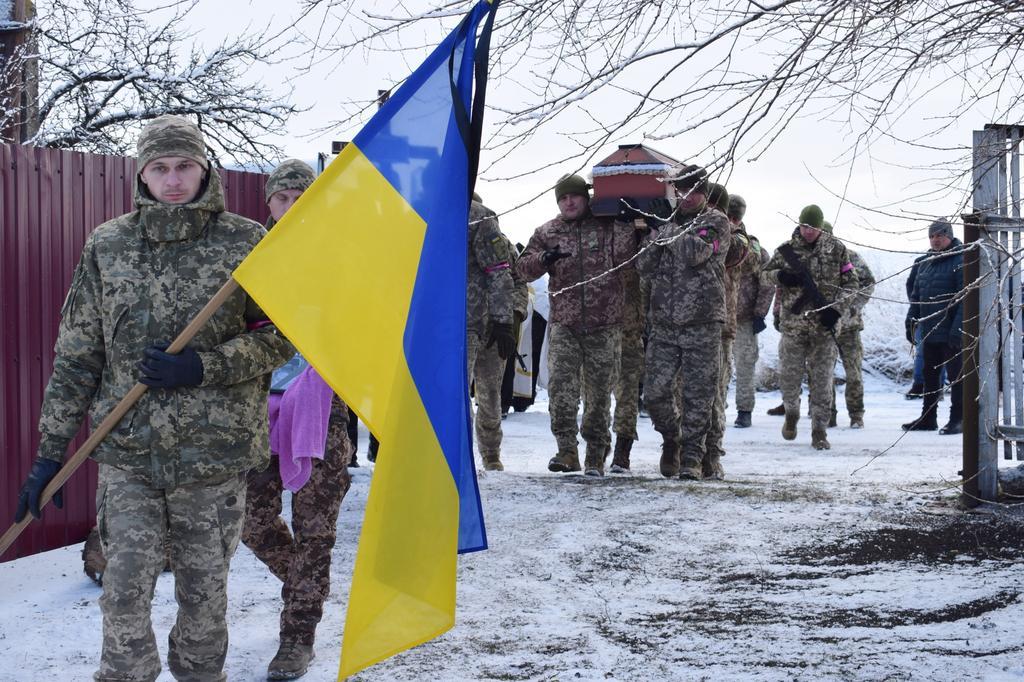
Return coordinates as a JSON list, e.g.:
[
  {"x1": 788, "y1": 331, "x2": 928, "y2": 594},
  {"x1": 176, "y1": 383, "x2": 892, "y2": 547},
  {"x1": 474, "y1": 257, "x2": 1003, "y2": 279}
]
[
  {"x1": 850, "y1": 413, "x2": 864, "y2": 429},
  {"x1": 702, "y1": 455, "x2": 725, "y2": 480},
  {"x1": 811, "y1": 428, "x2": 830, "y2": 450},
  {"x1": 609, "y1": 436, "x2": 632, "y2": 474},
  {"x1": 548, "y1": 450, "x2": 581, "y2": 473},
  {"x1": 481, "y1": 453, "x2": 504, "y2": 471},
  {"x1": 782, "y1": 412, "x2": 798, "y2": 440},
  {"x1": 678, "y1": 454, "x2": 702, "y2": 481},
  {"x1": 268, "y1": 638, "x2": 315, "y2": 680},
  {"x1": 767, "y1": 403, "x2": 786, "y2": 416},
  {"x1": 733, "y1": 411, "x2": 752, "y2": 428},
  {"x1": 659, "y1": 440, "x2": 680, "y2": 478},
  {"x1": 583, "y1": 447, "x2": 606, "y2": 477},
  {"x1": 828, "y1": 412, "x2": 838, "y2": 428}
]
